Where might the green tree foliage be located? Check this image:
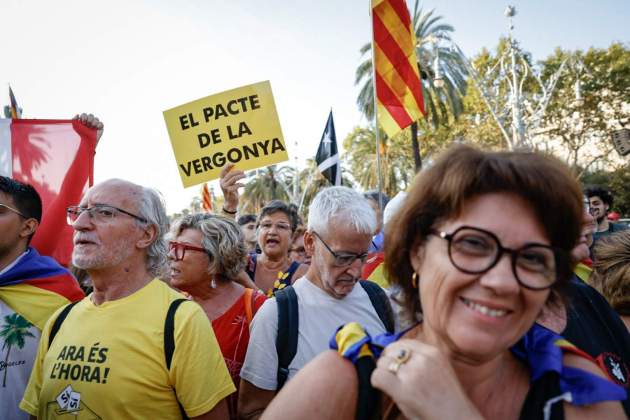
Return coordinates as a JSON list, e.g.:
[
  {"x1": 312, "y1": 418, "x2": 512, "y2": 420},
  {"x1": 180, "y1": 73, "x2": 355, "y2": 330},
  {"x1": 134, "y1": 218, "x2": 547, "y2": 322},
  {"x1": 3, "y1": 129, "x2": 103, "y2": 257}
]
[
  {"x1": 342, "y1": 126, "x2": 416, "y2": 196},
  {"x1": 296, "y1": 159, "x2": 353, "y2": 219},
  {"x1": 239, "y1": 165, "x2": 293, "y2": 214},
  {"x1": 537, "y1": 43, "x2": 630, "y2": 174}
]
